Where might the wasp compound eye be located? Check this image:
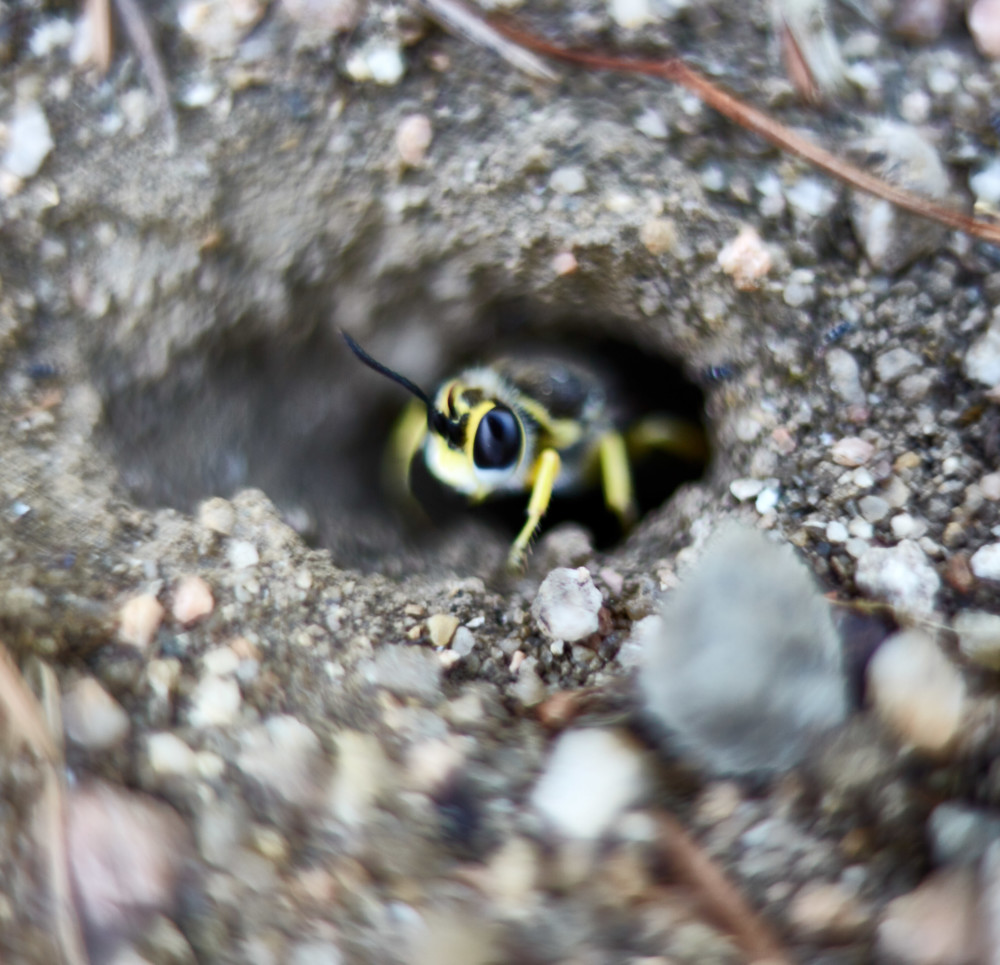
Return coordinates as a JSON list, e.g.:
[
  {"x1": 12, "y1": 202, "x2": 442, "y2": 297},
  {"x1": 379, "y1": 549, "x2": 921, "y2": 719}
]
[{"x1": 473, "y1": 406, "x2": 521, "y2": 470}]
